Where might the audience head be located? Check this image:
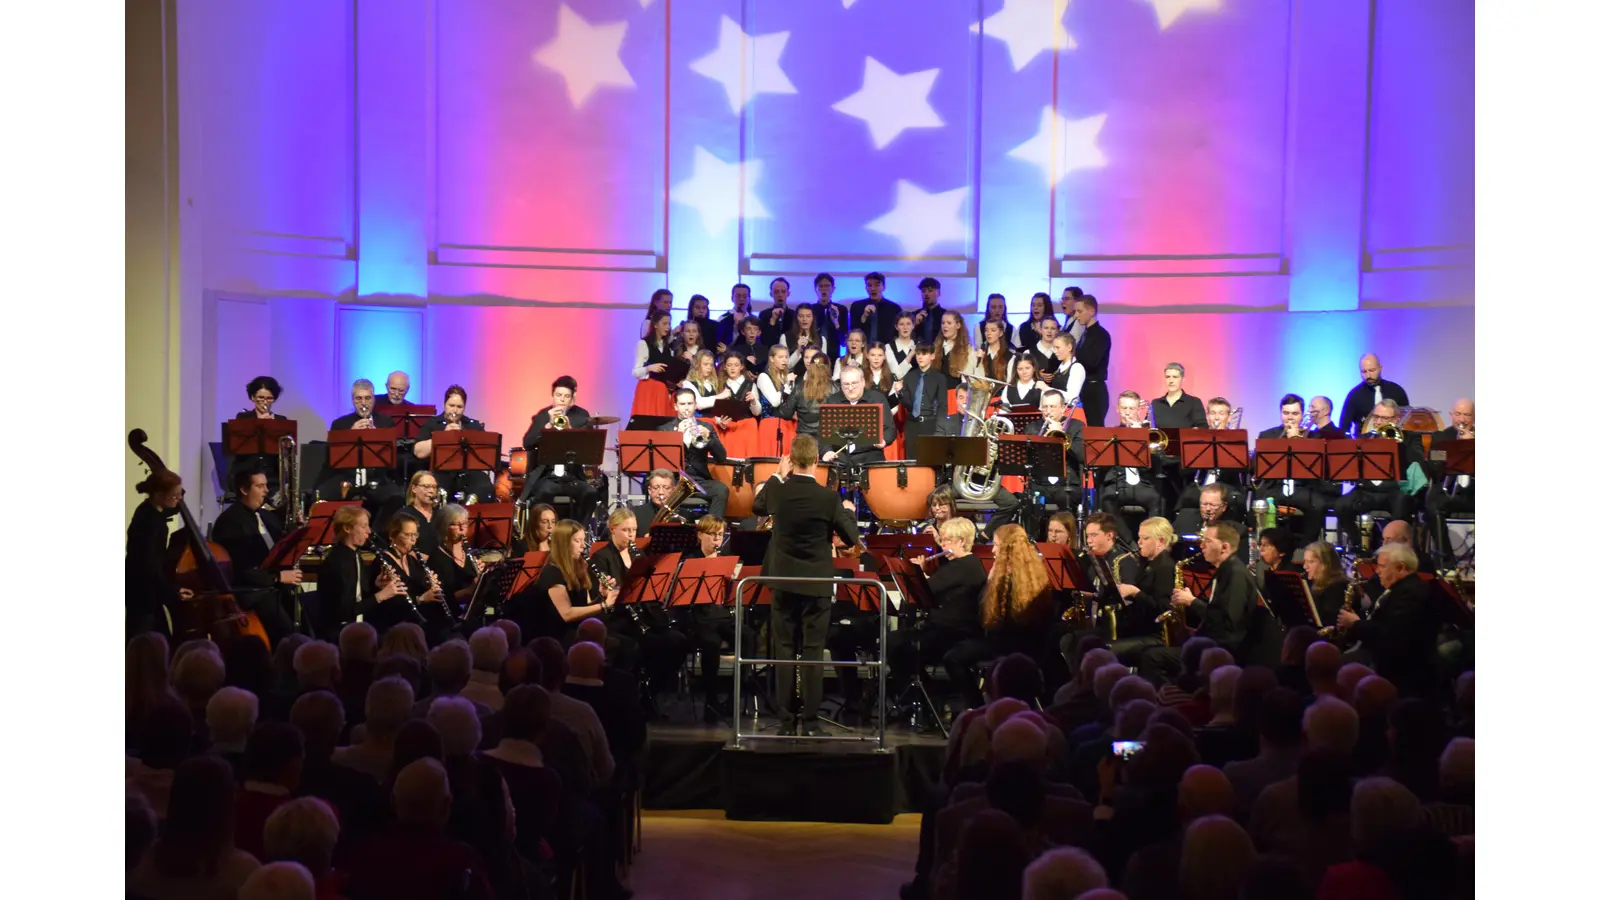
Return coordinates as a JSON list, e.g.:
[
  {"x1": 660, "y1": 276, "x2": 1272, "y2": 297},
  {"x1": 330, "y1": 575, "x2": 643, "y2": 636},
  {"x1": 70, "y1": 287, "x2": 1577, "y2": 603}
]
[
  {"x1": 289, "y1": 691, "x2": 344, "y2": 756},
  {"x1": 1280, "y1": 625, "x2": 1317, "y2": 667},
  {"x1": 988, "y1": 653, "x2": 1043, "y2": 704},
  {"x1": 1197, "y1": 647, "x2": 1234, "y2": 679},
  {"x1": 1112, "y1": 699, "x2": 1157, "y2": 742},
  {"x1": 137, "y1": 695, "x2": 195, "y2": 769},
  {"x1": 1304, "y1": 642, "x2": 1342, "y2": 693},
  {"x1": 292, "y1": 641, "x2": 340, "y2": 691},
  {"x1": 575, "y1": 617, "x2": 608, "y2": 648},
  {"x1": 392, "y1": 758, "x2": 452, "y2": 830},
  {"x1": 1351, "y1": 776, "x2": 1422, "y2": 854},
  {"x1": 567, "y1": 641, "x2": 606, "y2": 681},
  {"x1": 1207, "y1": 665, "x2": 1242, "y2": 721},
  {"x1": 373, "y1": 654, "x2": 423, "y2": 692},
  {"x1": 172, "y1": 648, "x2": 226, "y2": 711},
  {"x1": 1108, "y1": 674, "x2": 1158, "y2": 711},
  {"x1": 127, "y1": 790, "x2": 158, "y2": 871},
  {"x1": 1177, "y1": 637, "x2": 1217, "y2": 683},
  {"x1": 127, "y1": 632, "x2": 174, "y2": 715},
  {"x1": 1303, "y1": 696, "x2": 1360, "y2": 757},
  {"x1": 173, "y1": 637, "x2": 221, "y2": 666},
  {"x1": 1147, "y1": 706, "x2": 1195, "y2": 739},
  {"x1": 1179, "y1": 815, "x2": 1257, "y2": 900},
  {"x1": 492, "y1": 618, "x2": 523, "y2": 650},
  {"x1": 271, "y1": 634, "x2": 311, "y2": 684},
  {"x1": 222, "y1": 635, "x2": 273, "y2": 696},
  {"x1": 239, "y1": 861, "x2": 315, "y2": 900},
  {"x1": 500, "y1": 647, "x2": 543, "y2": 696},
  {"x1": 468, "y1": 627, "x2": 509, "y2": 675},
  {"x1": 1232, "y1": 666, "x2": 1279, "y2": 735},
  {"x1": 338, "y1": 622, "x2": 379, "y2": 663},
  {"x1": 362, "y1": 675, "x2": 415, "y2": 741},
  {"x1": 426, "y1": 695, "x2": 483, "y2": 759},
  {"x1": 1091, "y1": 664, "x2": 1131, "y2": 705},
  {"x1": 1439, "y1": 737, "x2": 1474, "y2": 798},
  {"x1": 1177, "y1": 764, "x2": 1236, "y2": 823},
  {"x1": 1022, "y1": 847, "x2": 1108, "y2": 900},
  {"x1": 205, "y1": 686, "x2": 259, "y2": 749},
  {"x1": 263, "y1": 796, "x2": 339, "y2": 875},
  {"x1": 1128, "y1": 723, "x2": 1200, "y2": 787},
  {"x1": 1258, "y1": 688, "x2": 1304, "y2": 750},
  {"x1": 1335, "y1": 662, "x2": 1374, "y2": 701},
  {"x1": 955, "y1": 809, "x2": 1029, "y2": 900},
  {"x1": 530, "y1": 637, "x2": 569, "y2": 691},
  {"x1": 377, "y1": 623, "x2": 428, "y2": 665},
  {"x1": 245, "y1": 720, "x2": 305, "y2": 790},
  {"x1": 155, "y1": 755, "x2": 239, "y2": 875},
  {"x1": 427, "y1": 640, "x2": 473, "y2": 694},
  {"x1": 1353, "y1": 674, "x2": 1399, "y2": 719},
  {"x1": 990, "y1": 718, "x2": 1049, "y2": 767},
  {"x1": 499, "y1": 685, "x2": 554, "y2": 742}
]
